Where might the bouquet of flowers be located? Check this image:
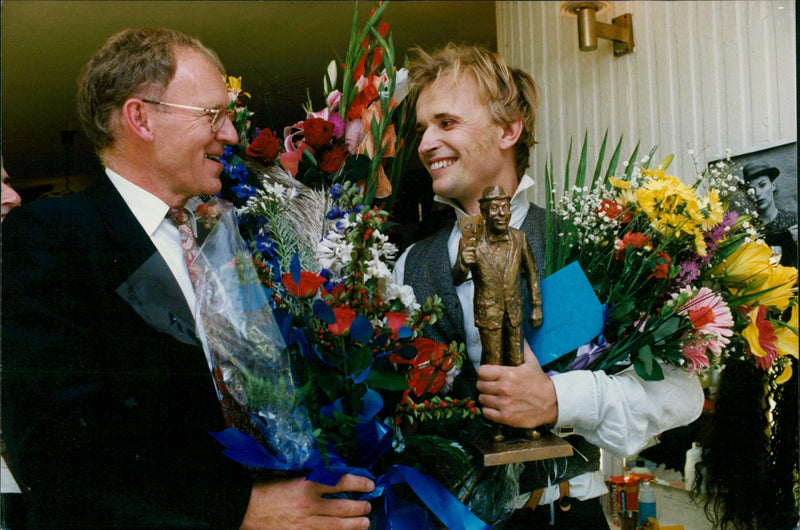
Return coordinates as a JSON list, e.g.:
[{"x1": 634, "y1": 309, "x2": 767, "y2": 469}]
[
  {"x1": 541, "y1": 134, "x2": 798, "y2": 382},
  {"x1": 193, "y1": 3, "x2": 507, "y2": 527},
  {"x1": 539, "y1": 136, "x2": 799, "y2": 528},
  {"x1": 218, "y1": 0, "x2": 415, "y2": 212}
]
